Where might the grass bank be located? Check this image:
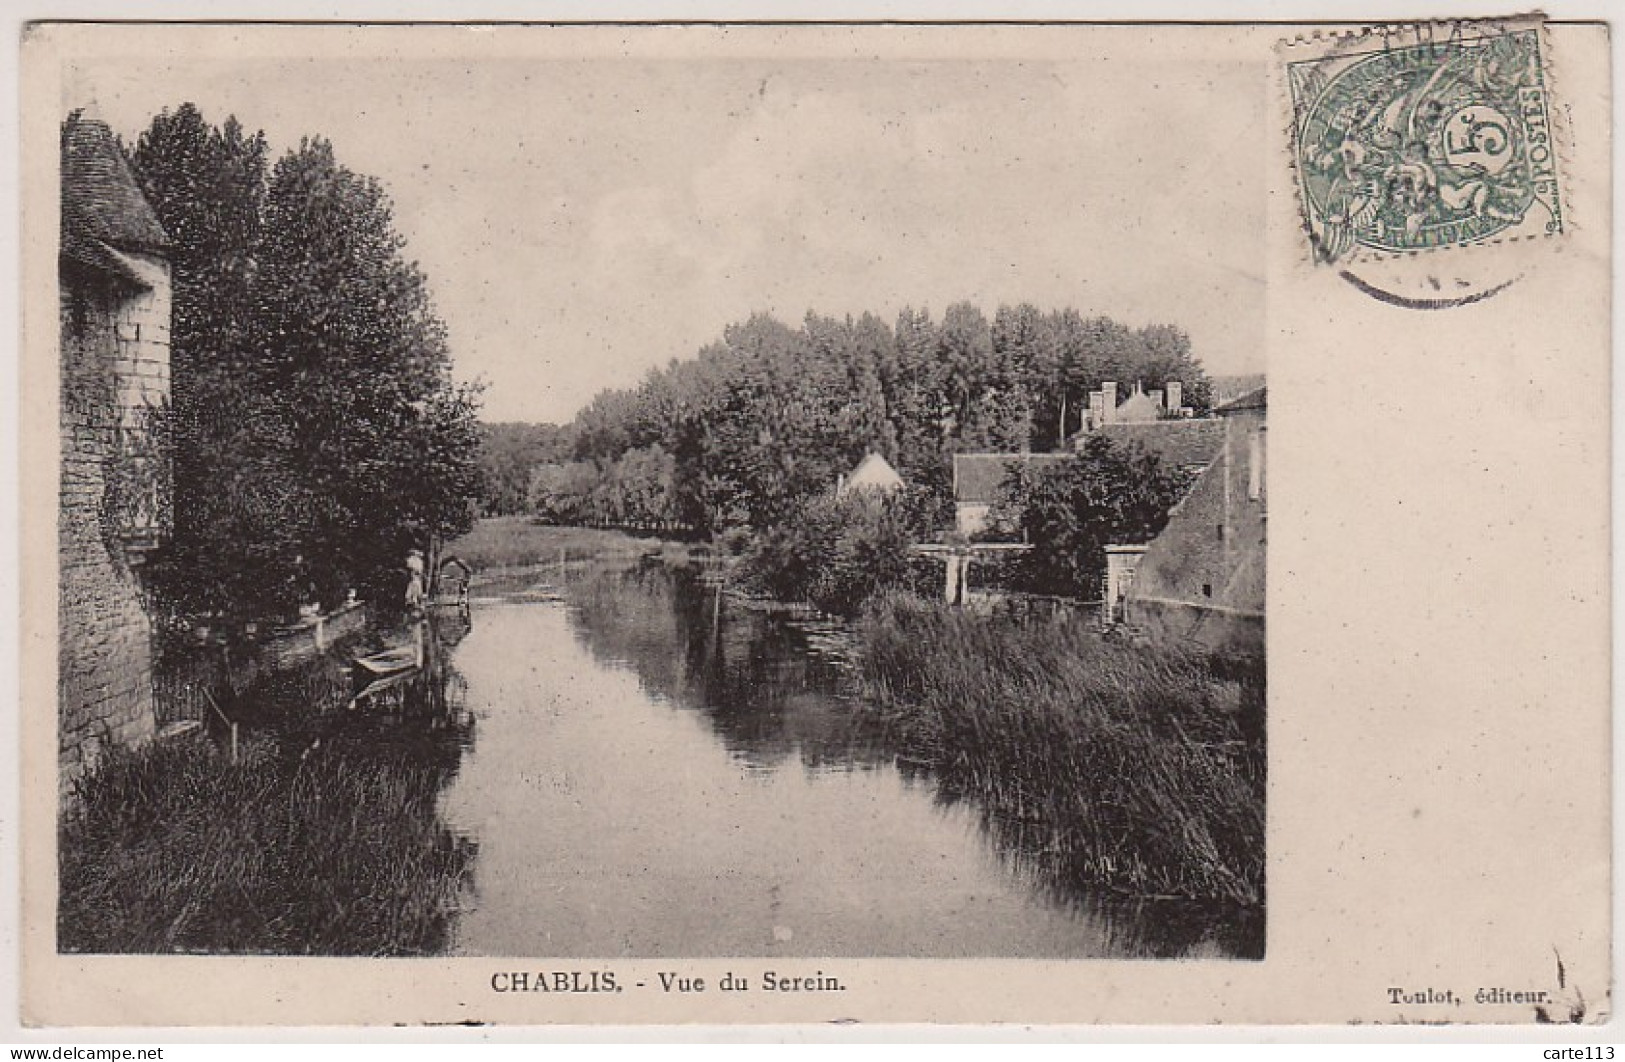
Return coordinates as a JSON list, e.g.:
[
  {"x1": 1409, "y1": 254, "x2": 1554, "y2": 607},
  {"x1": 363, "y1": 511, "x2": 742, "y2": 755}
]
[
  {"x1": 447, "y1": 517, "x2": 694, "y2": 578},
  {"x1": 858, "y1": 592, "x2": 1264, "y2": 907},
  {"x1": 61, "y1": 641, "x2": 474, "y2": 956},
  {"x1": 59, "y1": 734, "x2": 472, "y2": 955}
]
